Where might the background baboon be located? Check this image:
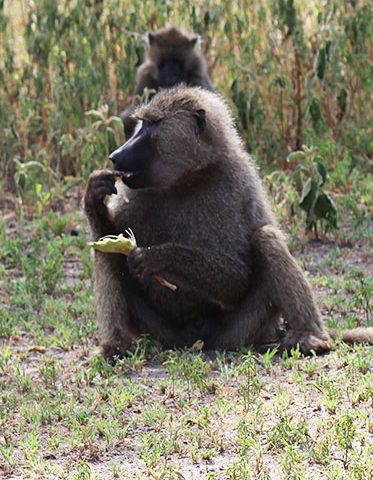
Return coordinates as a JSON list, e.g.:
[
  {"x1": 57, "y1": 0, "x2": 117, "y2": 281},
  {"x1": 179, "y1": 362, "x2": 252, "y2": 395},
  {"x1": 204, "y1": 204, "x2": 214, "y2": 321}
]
[
  {"x1": 120, "y1": 26, "x2": 214, "y2": 139},
  {"x1": 85, "y1": 86, "x2": 373, "y2": 360}
]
